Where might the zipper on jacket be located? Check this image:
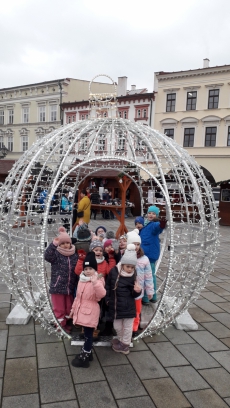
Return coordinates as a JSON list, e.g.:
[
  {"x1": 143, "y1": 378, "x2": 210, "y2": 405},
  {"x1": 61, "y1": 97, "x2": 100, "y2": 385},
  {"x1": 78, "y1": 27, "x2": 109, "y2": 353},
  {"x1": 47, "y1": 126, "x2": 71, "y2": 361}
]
[
  {"x1": 54, "y1": 276, "x2": 60, "y2": 287},
  {"x1": 67, "y1": 257, "x2": 71, "y2": 295}
]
